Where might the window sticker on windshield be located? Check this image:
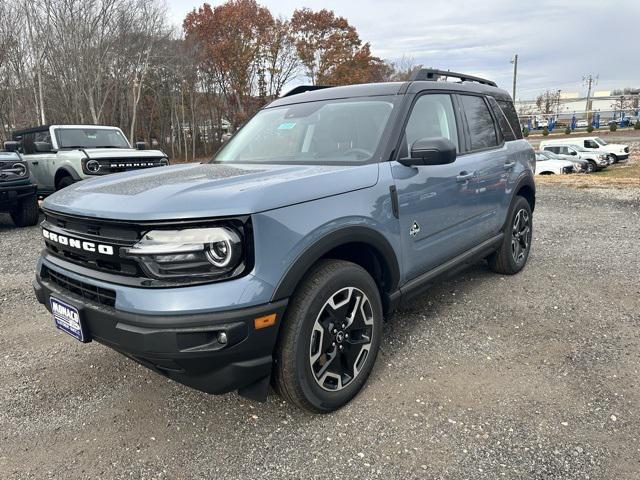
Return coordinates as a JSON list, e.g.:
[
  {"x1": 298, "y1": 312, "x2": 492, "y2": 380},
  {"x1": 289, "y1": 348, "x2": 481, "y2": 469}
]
[
  {"x1": 277, "y1": 122, "x2": 296, "y2": 130},
  {"x1": 87, "y1": 134, "x2": 97, "y2": 139}
]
